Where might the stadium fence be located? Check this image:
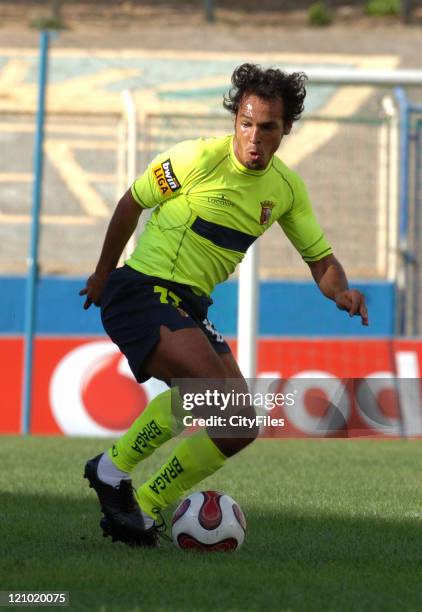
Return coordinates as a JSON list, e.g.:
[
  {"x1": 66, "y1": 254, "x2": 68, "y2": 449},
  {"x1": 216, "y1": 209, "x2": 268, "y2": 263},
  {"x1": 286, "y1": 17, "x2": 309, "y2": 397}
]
[{"x1": 2, "y1": 35, "x2": 422, "y2": 431}]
